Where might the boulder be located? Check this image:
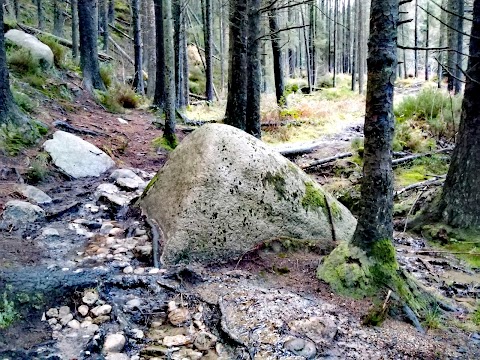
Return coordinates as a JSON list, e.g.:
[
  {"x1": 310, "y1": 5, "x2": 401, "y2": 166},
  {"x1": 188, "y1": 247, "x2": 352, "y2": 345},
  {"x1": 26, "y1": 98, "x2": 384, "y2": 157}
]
[
  {"x1": 43, "y1": 131, "x2": 115, "y2": 178},
  {"x1": 5, "y1": 29, "x2": 54, "y2": 68},
  {"x1": 1, "y1": 200, "x2": 45, "y2": 228},
  {"x1": 140, "y1": 124, "x2": 357, "y2": 264}
]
